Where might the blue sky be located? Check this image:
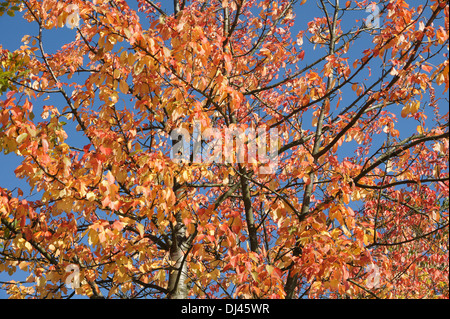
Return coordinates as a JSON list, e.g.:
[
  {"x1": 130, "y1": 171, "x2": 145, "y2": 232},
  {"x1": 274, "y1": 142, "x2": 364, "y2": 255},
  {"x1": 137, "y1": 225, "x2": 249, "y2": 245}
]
[{"x1": 1, "y1": 0, "x2": 448, "y2": 299}]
